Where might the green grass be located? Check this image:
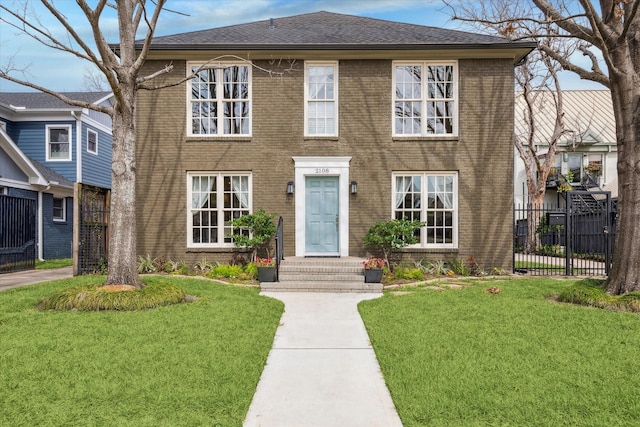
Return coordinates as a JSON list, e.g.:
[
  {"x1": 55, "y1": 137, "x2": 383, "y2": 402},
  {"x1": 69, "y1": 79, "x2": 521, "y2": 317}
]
[
  {"x1": 0, "y1": 276, "x2": 284, "y2": 427},
  {"x1": 360, "y1": 278, "x2": 640, "y2": 426},
  {"x1": 36, "y1": 258, "x2": 73, "y2": 269}
]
